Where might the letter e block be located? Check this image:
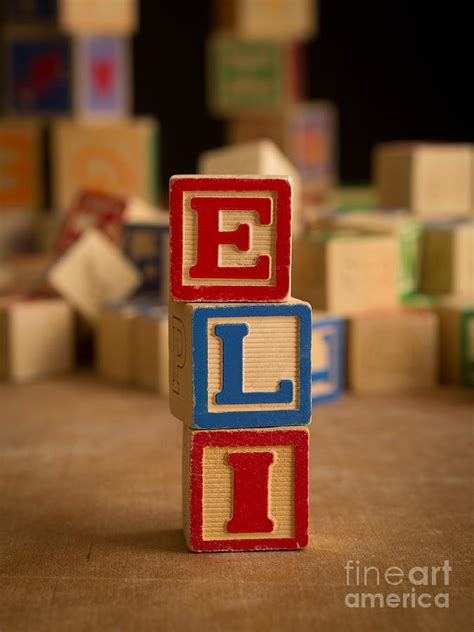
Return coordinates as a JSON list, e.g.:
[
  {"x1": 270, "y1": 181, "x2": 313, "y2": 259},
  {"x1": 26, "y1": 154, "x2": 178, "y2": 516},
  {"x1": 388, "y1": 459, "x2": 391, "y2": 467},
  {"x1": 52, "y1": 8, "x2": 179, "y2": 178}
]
[
  {"x1": 170, "y1": 175, "x2": 292, "y2": 301},
  {"x1": 183, "y1": 426, "x2": 309, "y2": 552},
  {"x1": 169, "y1": 298, "x2": 311, "y2": 428}
]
